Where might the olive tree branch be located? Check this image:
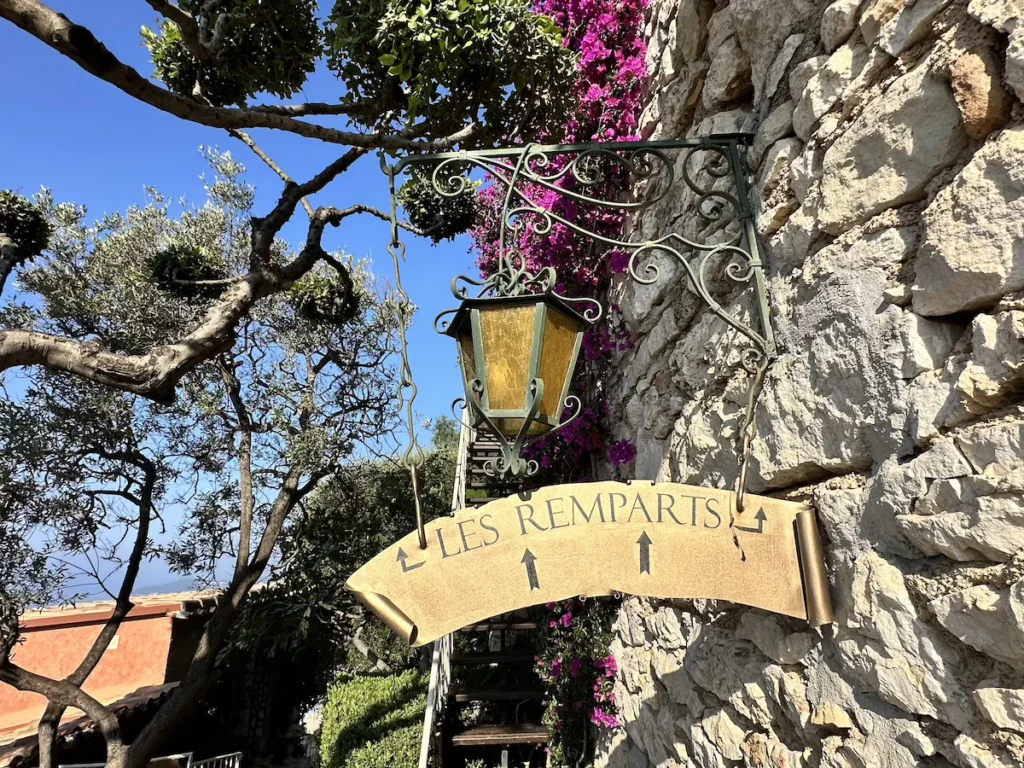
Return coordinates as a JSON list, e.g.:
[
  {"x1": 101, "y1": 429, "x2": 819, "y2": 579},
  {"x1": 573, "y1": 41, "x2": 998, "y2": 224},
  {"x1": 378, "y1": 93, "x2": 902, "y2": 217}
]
[
  {"x1": 29, "y1": 453, "x2": 155, "y2": 768},
  {"x1": 0, "y1": 0, "x2": 477, "y2": 151},
  {"x1": 217, "y1": 354, "x2": 254, "y2": 579},
  {"x1": 0, "y1": 663, "x2": 125, "y2": 761},
  {"x1": 228, "y1": 128, "x2": 315, "y2": 218},
  {"x1": 0, "y1": 151, "x2": 362, "y2": 401}
]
